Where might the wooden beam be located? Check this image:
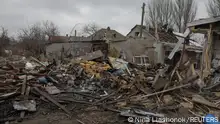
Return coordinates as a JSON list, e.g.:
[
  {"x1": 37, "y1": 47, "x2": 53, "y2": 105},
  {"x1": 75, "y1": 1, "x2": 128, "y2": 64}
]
[
  {"x1": 168, "y1": 28, "x2": 190, "y2": 60},
  {"x1": 34, "y1": 87, "x2": 71, "y2": 115},
  {"x1": 138, "y1": 75, "x2": 199, "y2": 100},
  {"x1": 191, "y1": 27, "x2": 220, "y2": 34},
  {"x1": 201, "y1": 24, "x2": 213, "y2": 79}
]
